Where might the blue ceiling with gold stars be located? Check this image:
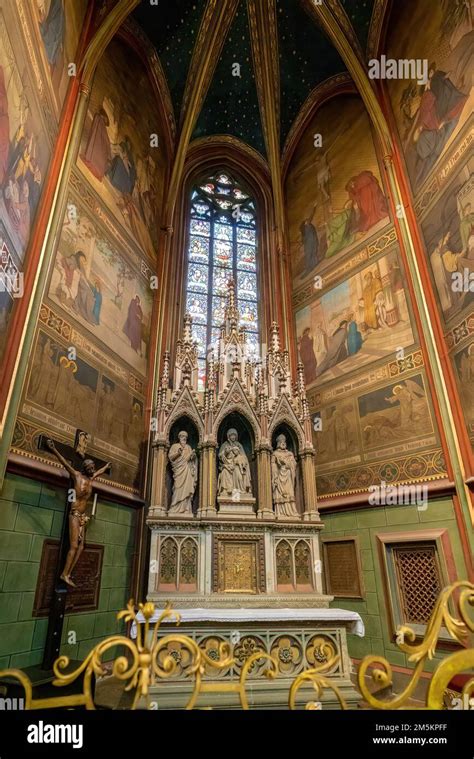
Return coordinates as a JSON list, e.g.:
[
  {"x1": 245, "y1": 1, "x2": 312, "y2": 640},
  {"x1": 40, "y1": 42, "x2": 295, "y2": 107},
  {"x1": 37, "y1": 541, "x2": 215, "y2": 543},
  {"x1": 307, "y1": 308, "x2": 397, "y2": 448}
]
[
  {"x1": 340, "y1": 0, "x2": 375, "y2": 52},
  {"x1": 277, "y1": 0, "x2": 345, "y2": 148},
  {"x1": 133, "y1": 0, "x2": 207, "y2": 122},
  {"x1": 192, "y1": 3, "x2": 266, "y2": 156},
  {"x1": 132, "y1": 0, "x2": 377, "y2": 158}
]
